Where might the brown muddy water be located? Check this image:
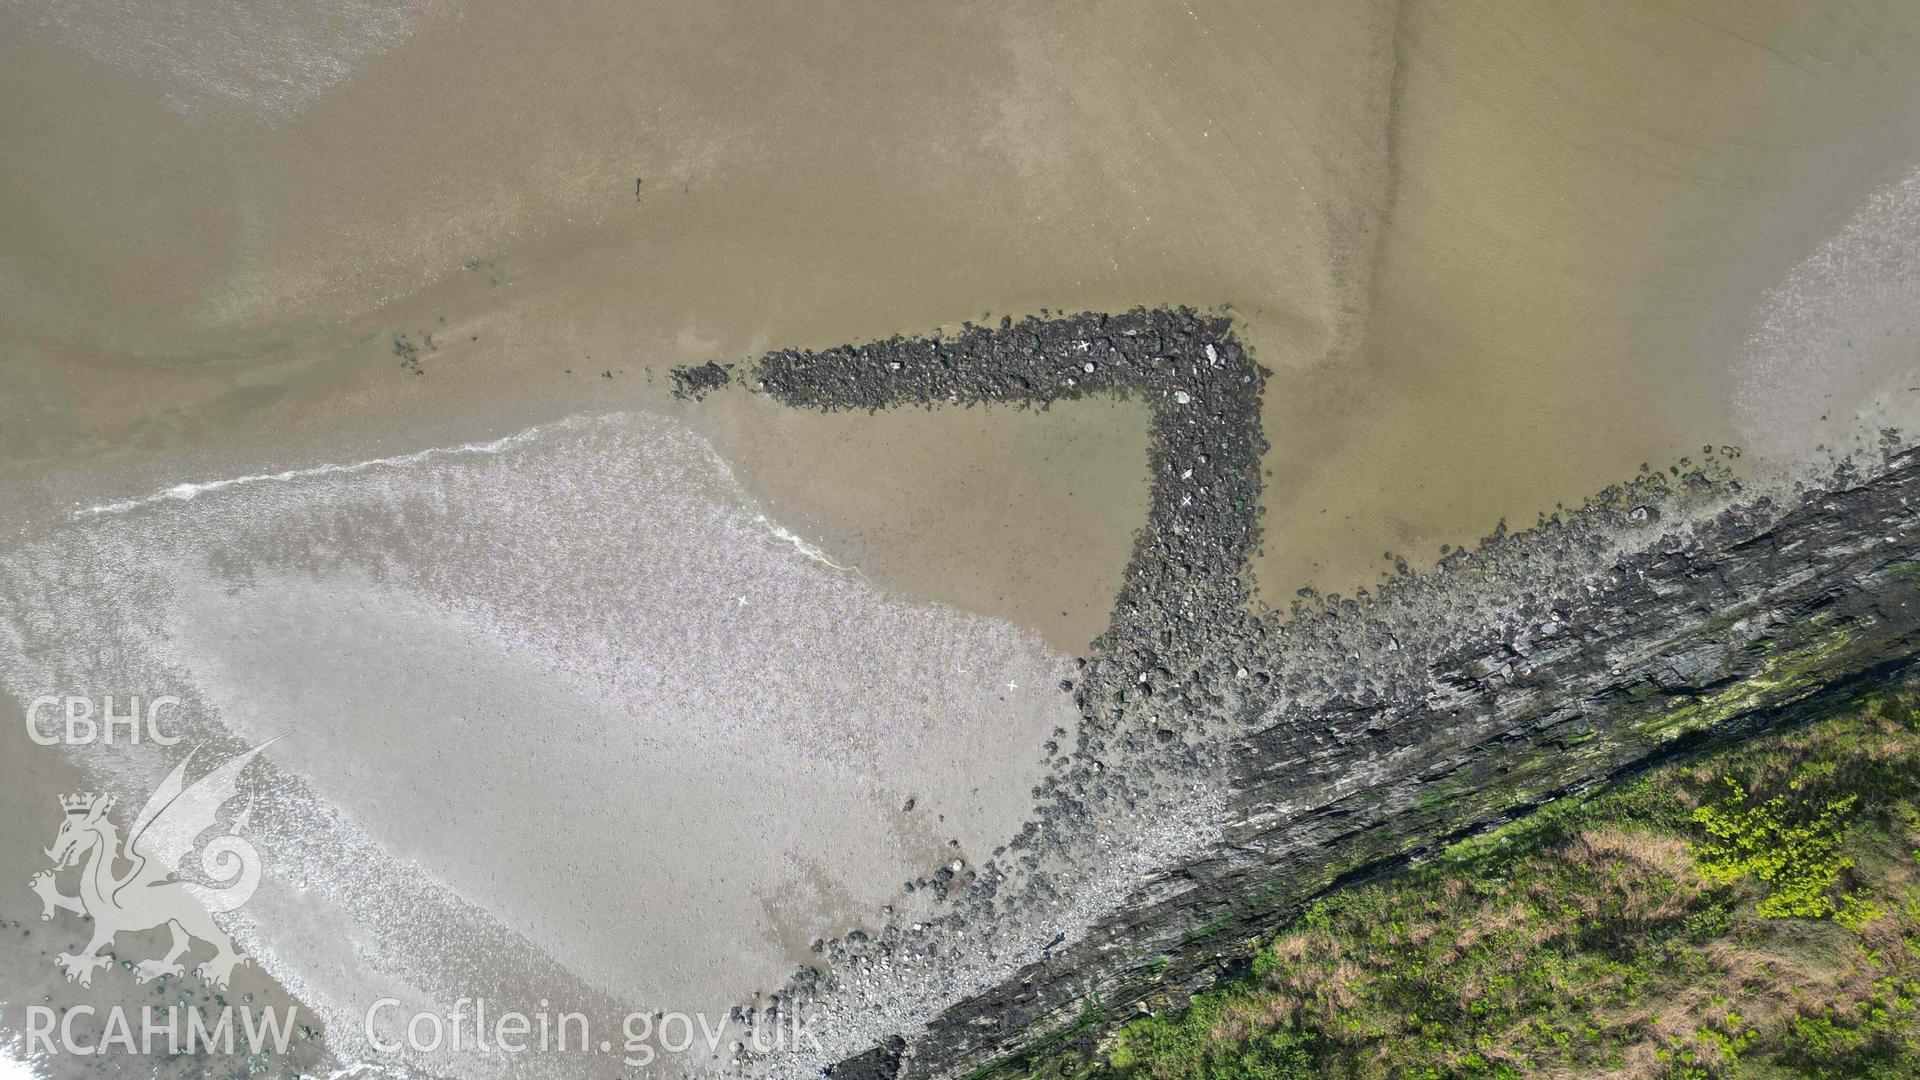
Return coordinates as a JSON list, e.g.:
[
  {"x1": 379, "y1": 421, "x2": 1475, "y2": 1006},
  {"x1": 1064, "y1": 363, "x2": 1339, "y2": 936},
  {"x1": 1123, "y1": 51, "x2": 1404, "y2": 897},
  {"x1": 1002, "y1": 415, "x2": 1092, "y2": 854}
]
[{"x1": 5, "y1": 1, "x2": 1920, "y2": 1076}]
